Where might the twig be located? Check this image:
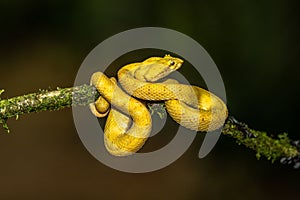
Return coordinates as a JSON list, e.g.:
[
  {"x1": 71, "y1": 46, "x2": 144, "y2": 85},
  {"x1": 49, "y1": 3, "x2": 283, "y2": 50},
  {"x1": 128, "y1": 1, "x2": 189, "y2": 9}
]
[
  {"x1": 0, "y1": 85, "x2": 99, "y2": 131},
  {"x1": 223, "y1": 116, "x2": 300, "y2": 169},
  {"x1": 0, "y1": 85, "x2": 299, "y2": 168}
]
